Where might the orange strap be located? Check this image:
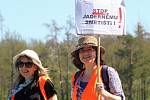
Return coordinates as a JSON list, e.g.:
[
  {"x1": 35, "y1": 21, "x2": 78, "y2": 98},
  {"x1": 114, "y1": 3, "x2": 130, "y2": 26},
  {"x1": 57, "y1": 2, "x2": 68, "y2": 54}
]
[
  {"x1": 11, "y1": 96, "x2": 15, "y2": 100},
  {"x1": 11, "y1": 76, "x2": 49, "y2": 100},
  {"x1": 39, "y1": 75, "x2": 50, "y2": 100},
  {"x1": 72, "y1": 72, "x2": 75, "y2": 86},
  {"x1": 72, "y1": 66, "x2": 103, "y2": 100}
]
